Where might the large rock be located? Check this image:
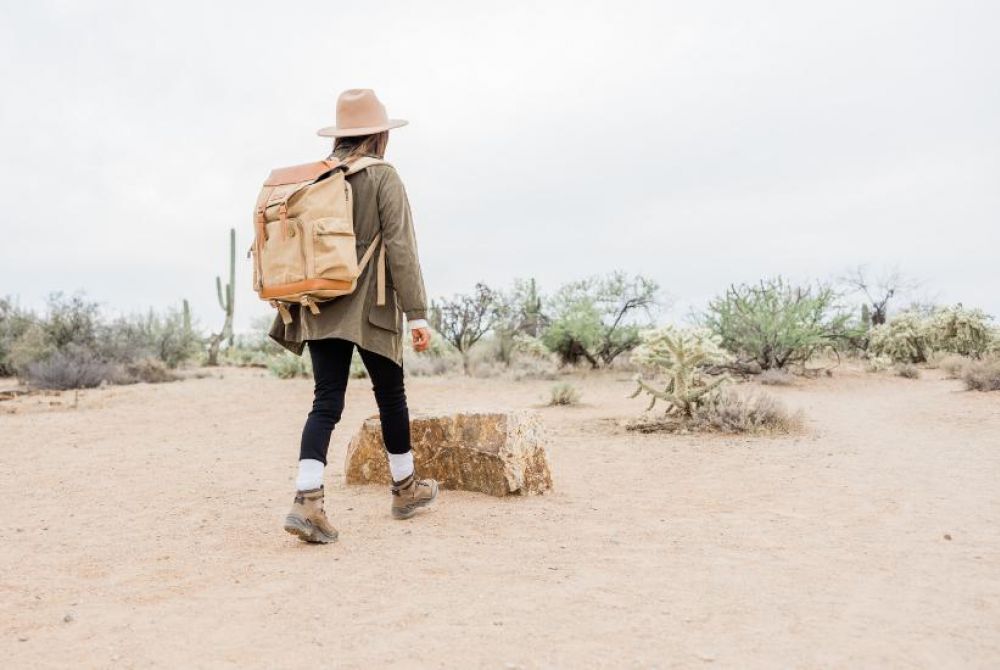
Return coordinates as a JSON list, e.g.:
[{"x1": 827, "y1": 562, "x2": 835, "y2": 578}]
[{"x1": 345, "y1": 411, "x2": 553, "y2": 496}]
